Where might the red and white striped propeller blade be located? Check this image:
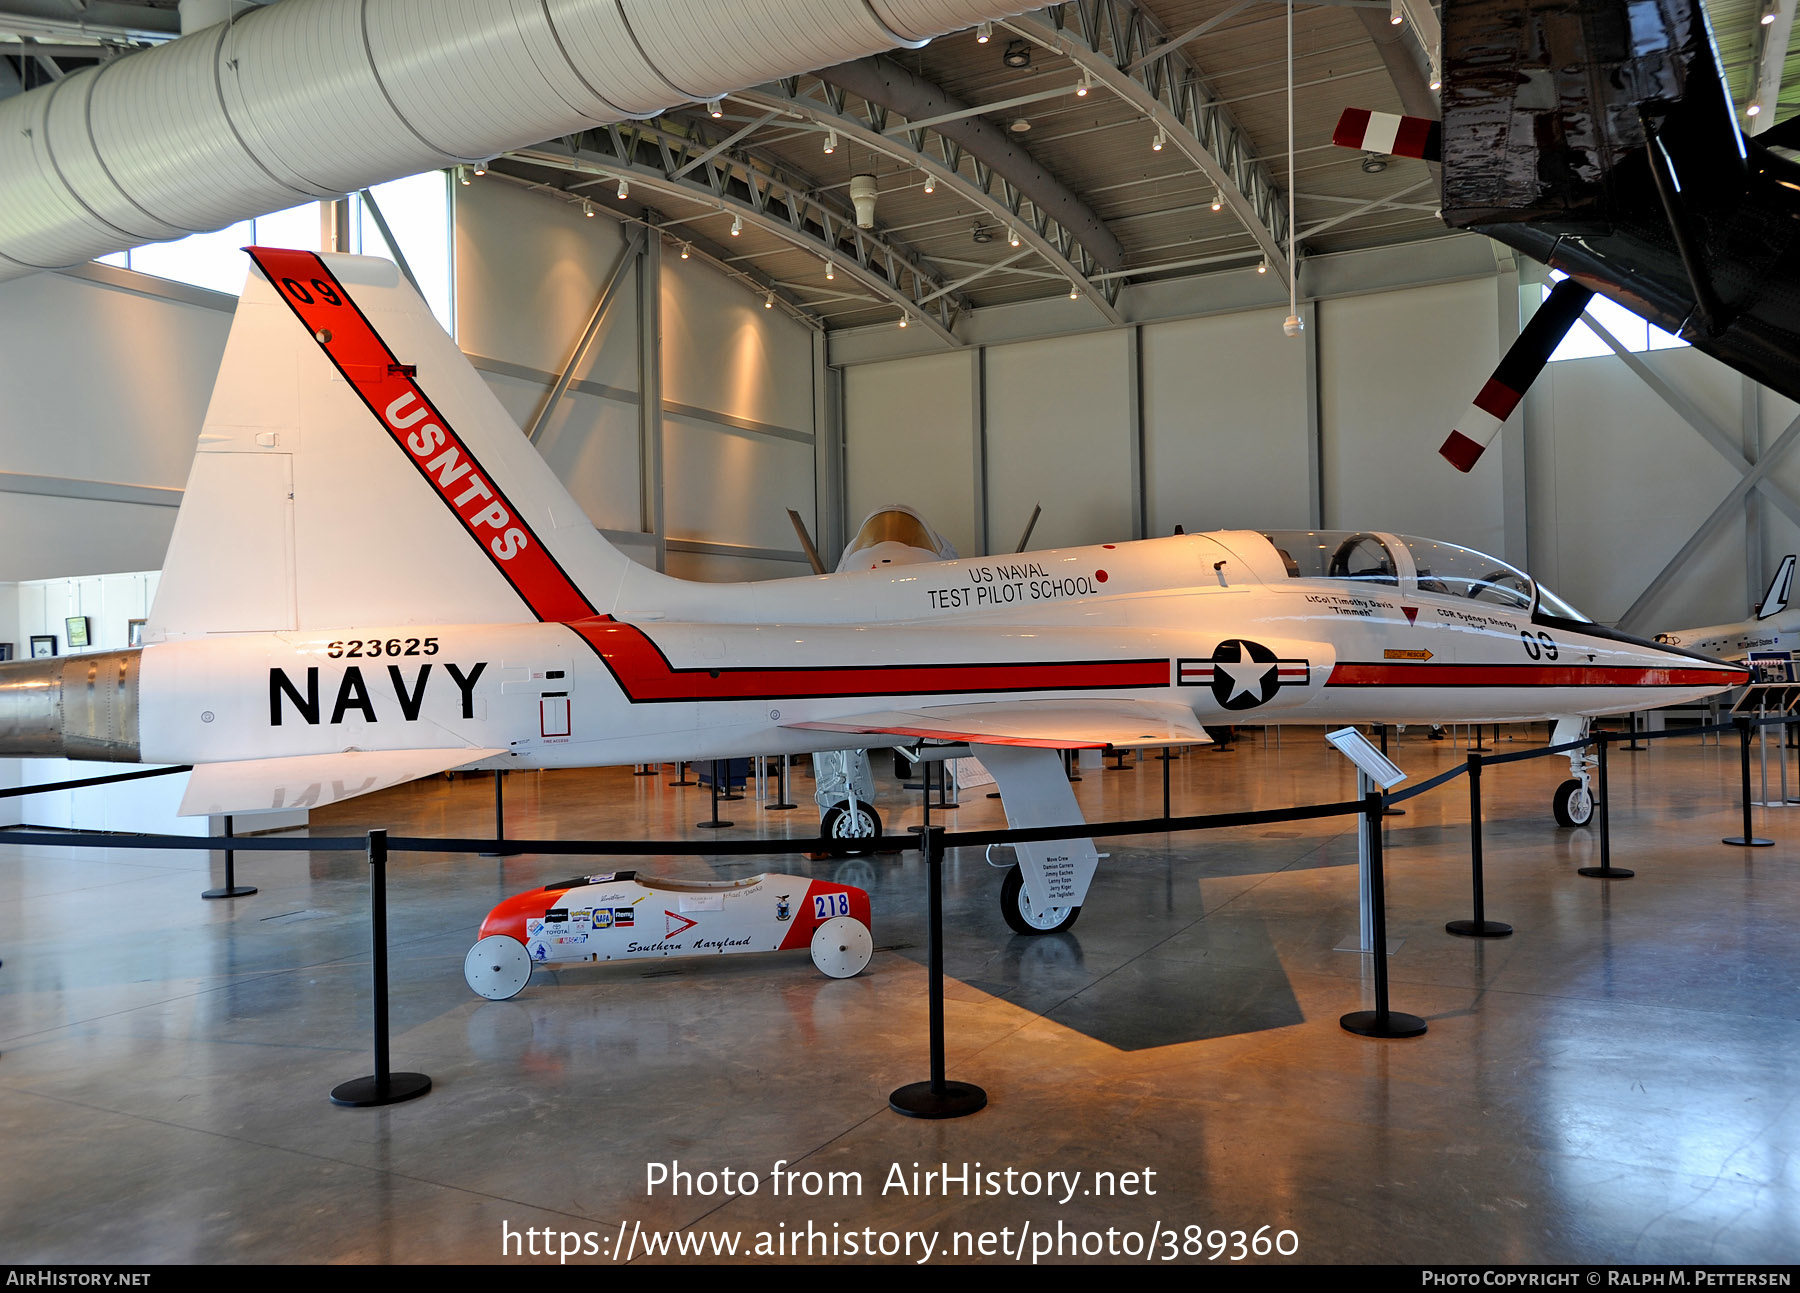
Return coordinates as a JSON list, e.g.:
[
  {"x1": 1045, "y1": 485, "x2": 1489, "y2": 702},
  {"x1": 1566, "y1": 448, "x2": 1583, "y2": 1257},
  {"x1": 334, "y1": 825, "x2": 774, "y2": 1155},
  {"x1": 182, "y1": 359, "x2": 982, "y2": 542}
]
[
  {"x1": 1332, "y1": 108, "x2": 1441, "y2": 162},
  {"x1": 1440, "y1": 278, "x2": 1595, "y2": 472}
]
